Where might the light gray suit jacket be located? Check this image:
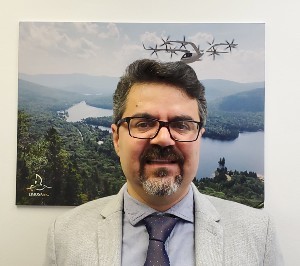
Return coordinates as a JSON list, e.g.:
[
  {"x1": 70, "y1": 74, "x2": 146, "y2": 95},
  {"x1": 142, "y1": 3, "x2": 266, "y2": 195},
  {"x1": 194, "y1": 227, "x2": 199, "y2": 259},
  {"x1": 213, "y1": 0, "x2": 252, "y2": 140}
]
[{"x1": 44, "y1": 184, "x2": 282, "y2": 265}]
